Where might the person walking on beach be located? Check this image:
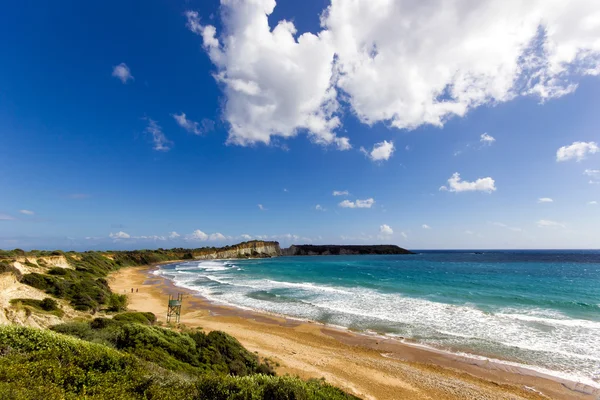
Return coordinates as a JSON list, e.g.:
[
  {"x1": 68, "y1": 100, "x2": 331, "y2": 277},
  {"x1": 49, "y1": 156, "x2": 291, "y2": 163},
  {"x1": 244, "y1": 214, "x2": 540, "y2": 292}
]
[{"x1": 131, "y1": 288, "x2": 134, "y2": 293}]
